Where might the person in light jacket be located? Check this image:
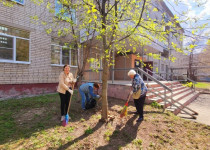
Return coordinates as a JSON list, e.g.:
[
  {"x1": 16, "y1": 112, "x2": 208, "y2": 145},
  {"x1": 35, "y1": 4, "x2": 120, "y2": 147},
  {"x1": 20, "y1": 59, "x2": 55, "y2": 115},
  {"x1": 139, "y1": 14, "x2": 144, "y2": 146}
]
[
  {"x1": 128, "y1": 69, "x2": 147, "y2": 122},
  {"x1": 79, "y1": 82, "x2": 100, "y2": 110},
  {"x1": 57, "y1": 64, "x2": 76, "y2": 121}
]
